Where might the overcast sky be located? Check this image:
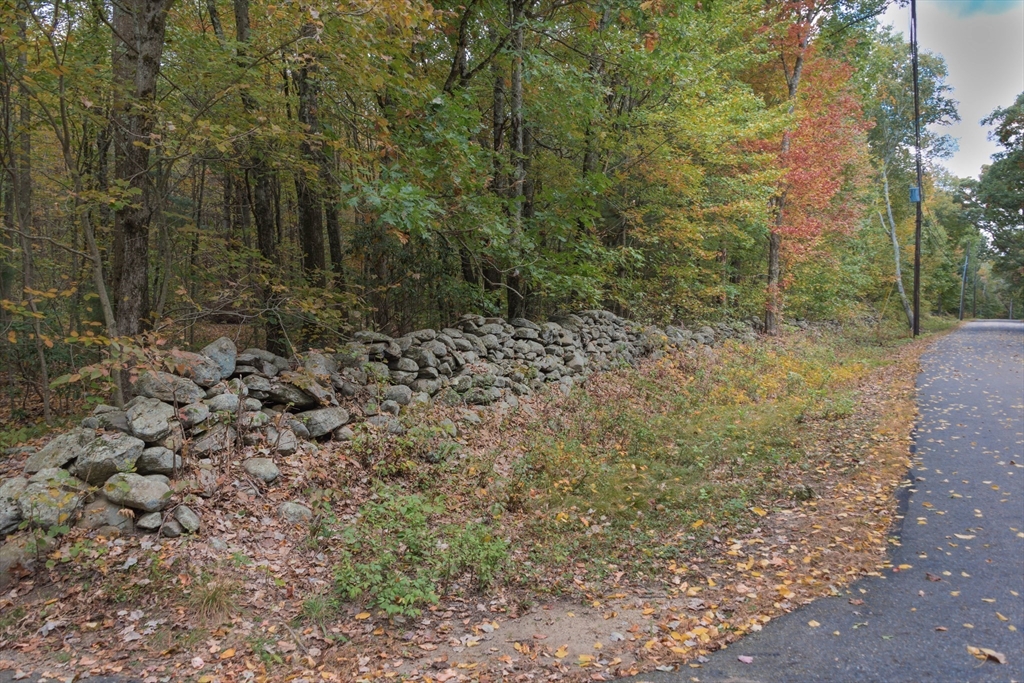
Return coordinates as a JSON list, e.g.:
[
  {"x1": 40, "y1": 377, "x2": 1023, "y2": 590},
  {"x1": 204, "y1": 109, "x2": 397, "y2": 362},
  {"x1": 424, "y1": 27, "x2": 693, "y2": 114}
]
[{"x1": 879, "y1": 0, "x2": 1024, "y2": 180}]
